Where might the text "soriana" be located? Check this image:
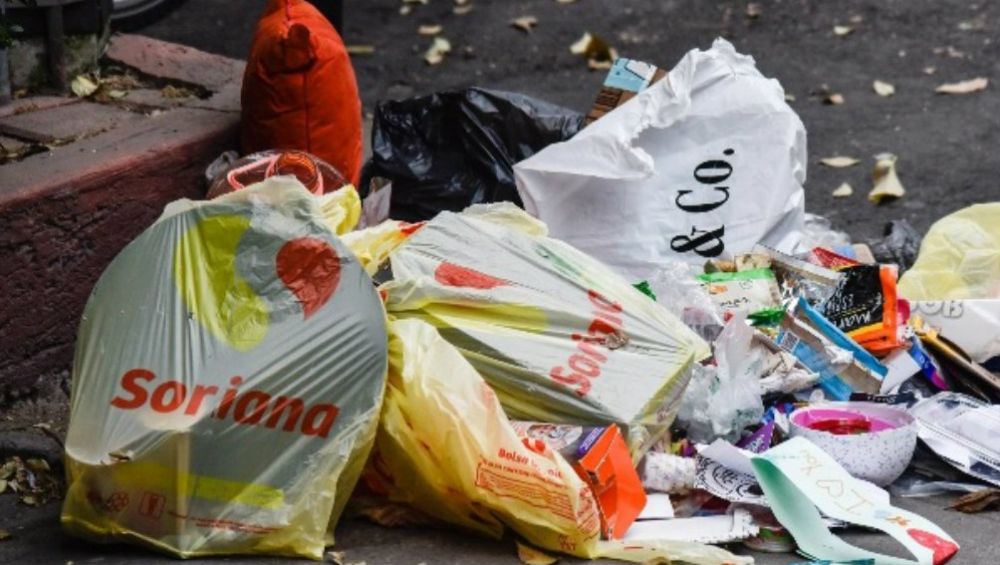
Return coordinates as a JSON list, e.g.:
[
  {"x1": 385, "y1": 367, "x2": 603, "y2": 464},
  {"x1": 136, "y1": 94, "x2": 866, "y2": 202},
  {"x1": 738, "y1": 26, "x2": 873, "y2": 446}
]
[{"x1": 110, "y1": 369, "x2": 339, "y2": 438}]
